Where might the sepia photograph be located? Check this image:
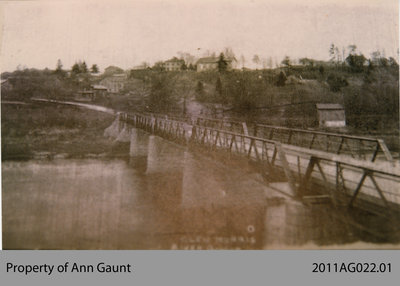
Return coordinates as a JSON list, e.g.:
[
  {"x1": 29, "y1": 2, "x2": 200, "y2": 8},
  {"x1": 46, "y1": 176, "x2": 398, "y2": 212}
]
[{"x1": 1, "y1": 0, "x2": 399, "y2": 250}]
